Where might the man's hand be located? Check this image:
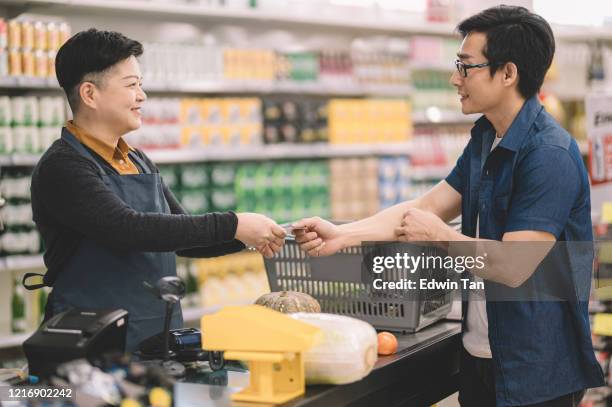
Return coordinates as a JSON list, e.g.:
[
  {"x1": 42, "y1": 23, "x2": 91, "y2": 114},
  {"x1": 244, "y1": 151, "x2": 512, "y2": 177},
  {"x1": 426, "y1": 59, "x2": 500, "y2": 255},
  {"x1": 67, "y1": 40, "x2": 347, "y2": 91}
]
[
  {"x1": 293, "y1": 217, "x2": 344, "y2": 257},
  {"x1": 394, "y1": 207, "x2": 454, "y2": 242},
  {"x1": 235, "y1": 213, "x2": 286, "y2": 258}
]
